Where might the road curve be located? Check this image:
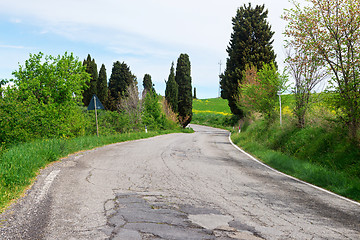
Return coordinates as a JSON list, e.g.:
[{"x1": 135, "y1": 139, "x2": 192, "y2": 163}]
[{"x1": 1, "y1": 124, "x2": 359, "y2": 239}]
